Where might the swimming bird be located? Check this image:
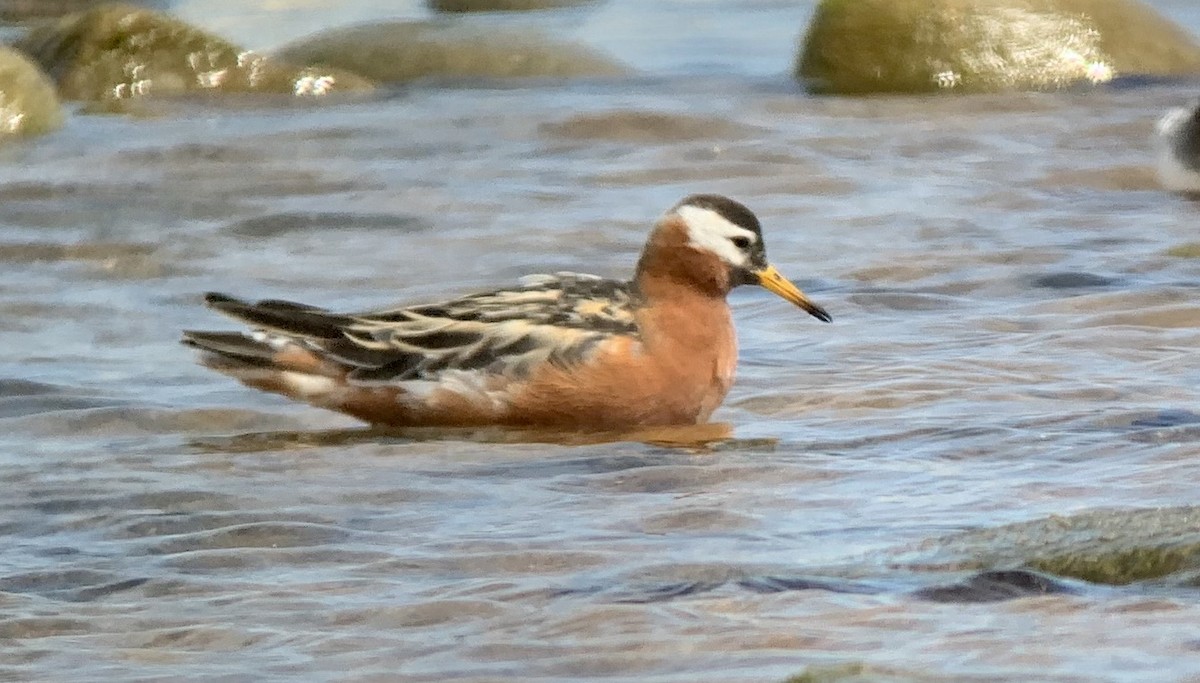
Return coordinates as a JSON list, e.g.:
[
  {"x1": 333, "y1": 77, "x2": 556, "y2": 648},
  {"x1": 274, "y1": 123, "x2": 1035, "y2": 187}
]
[
  {"x1": 183, "y1": 194, "x2": 831, "y2": 429},
  {"x1": 1155, "y1": 99, "x2": 1200, "y2": 194}
]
